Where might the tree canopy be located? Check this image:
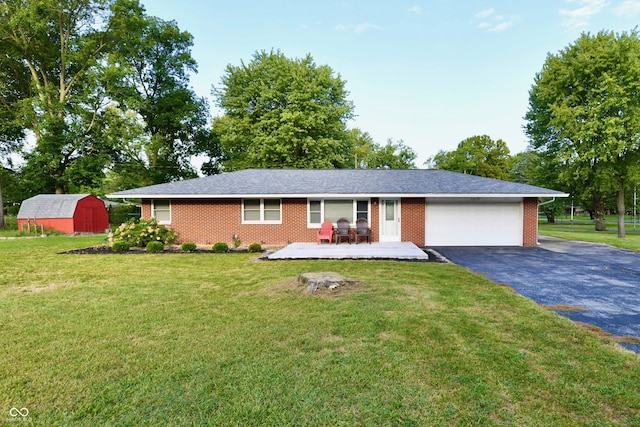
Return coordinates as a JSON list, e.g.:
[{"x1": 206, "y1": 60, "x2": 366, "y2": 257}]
[
  {"x1": 525, "y1": 30, "x2": 640, "y2": 236},
  {"x1": 107, "y1": 14, "x2": 211, "y2": 185},
  {"x1": 212, "y1": 50, "x2": 355, "y2": 170},
  {"x1": 428, "y1": 135, "x2": 513, "y2": 180},
  {"x1": 0, "y1": 0, "x2": 144, "y2": 194},
  {"x1": 0, "y1": 0, "x2": 210, "y2": 197}
]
